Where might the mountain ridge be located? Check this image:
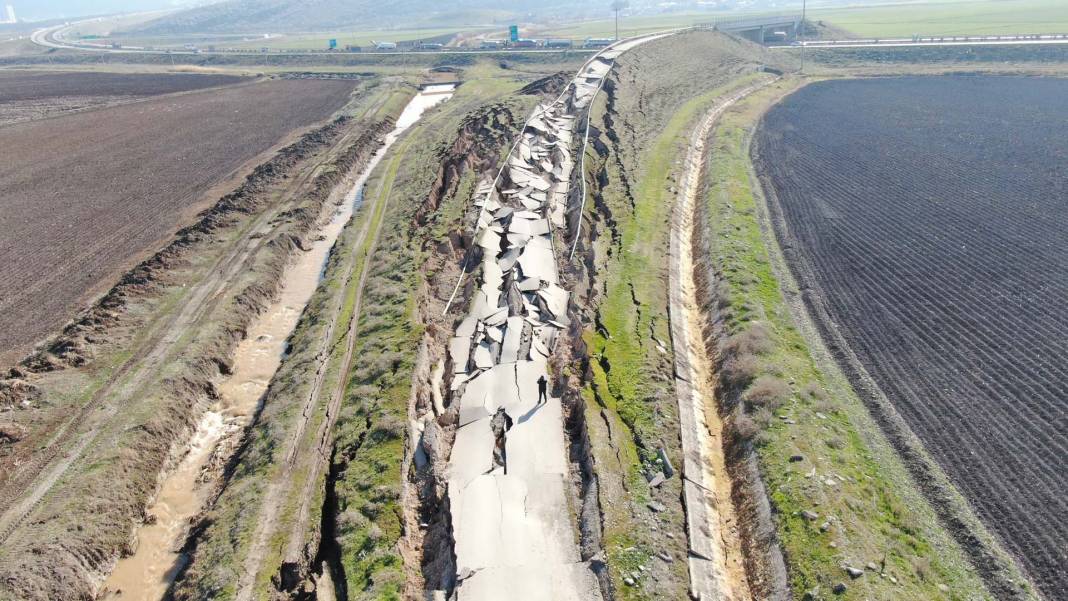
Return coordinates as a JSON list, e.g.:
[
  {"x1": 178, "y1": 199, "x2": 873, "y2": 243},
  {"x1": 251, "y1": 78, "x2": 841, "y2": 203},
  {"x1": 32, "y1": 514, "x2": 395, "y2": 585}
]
[{"x1": 128, "y1": 0, "x2": 595, "y2": 34}]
